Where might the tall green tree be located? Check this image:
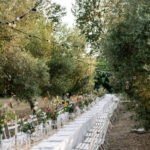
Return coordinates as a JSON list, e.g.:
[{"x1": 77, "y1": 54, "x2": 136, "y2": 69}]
[
  {"x1": 74, "y1": 0, "x2": 150, "y2": 129},
  {"x1": 39, "y1": 0, "x2": 66, "y2": 27},
  {"x1": 48, "y1": 26, "x2": 95, "y2": 96},
  {"x1": 101, "y1": 1, "x2": 150, "y2": 129},
  {"x1": 0, "y1": 0, "x2": 50, "y2": 110}
]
